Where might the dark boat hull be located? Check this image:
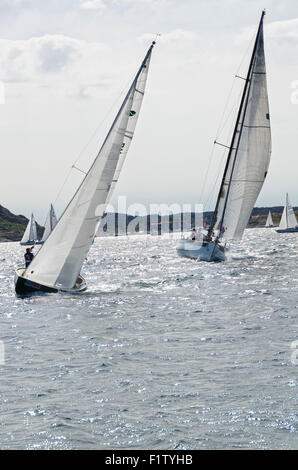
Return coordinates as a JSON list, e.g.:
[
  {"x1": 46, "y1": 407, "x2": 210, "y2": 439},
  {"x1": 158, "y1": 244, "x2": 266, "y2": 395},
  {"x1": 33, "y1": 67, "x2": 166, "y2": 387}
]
[
  {"x1": 14, "y1": 268, "x2": 87, "y2": 297},
  {"x1": 276, "y1": 227, "x2": 298, "y2": 233},
  {"x1": 15, "y1": 274, "x2": 58, "y2": 297},
  {"x1": 19, "y1": 241, "x2": 43, "y2": 246}
]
